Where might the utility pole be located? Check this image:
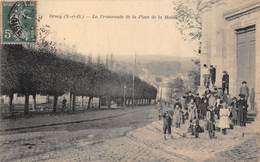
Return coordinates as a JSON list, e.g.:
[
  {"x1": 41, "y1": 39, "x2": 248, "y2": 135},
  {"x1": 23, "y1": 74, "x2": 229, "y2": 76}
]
[
  {"x1": 123, "y1": 85, "x2": 126, "y2": 107},
  {"x1": 132, "y1": 53, "x2": 136, "y2": 108},
  {"x1": 160, "y1": 87, "x2": 162, "y2": 105}
]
